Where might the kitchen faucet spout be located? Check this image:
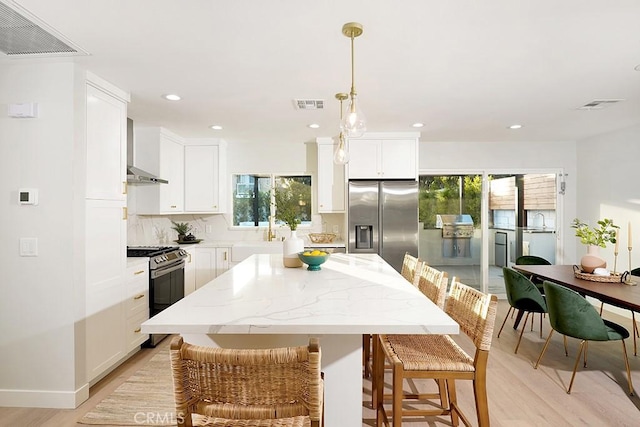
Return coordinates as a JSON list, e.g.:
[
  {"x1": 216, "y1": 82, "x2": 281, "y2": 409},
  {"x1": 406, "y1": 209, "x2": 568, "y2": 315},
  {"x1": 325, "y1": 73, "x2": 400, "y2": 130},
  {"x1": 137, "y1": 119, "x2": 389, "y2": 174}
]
[{"x1": 535, "y1": 212, "x2": 546, "y2": 229}]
